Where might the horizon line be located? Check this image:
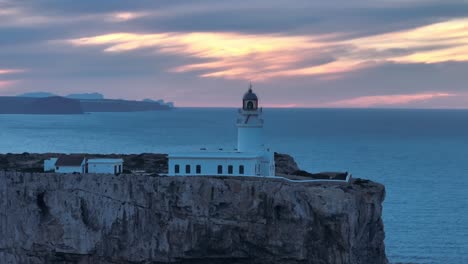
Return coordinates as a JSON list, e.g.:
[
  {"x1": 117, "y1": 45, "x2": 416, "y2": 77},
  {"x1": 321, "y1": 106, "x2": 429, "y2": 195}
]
[{"x1": 175, "y1": 106, "x2": 468, "y2": 111}]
